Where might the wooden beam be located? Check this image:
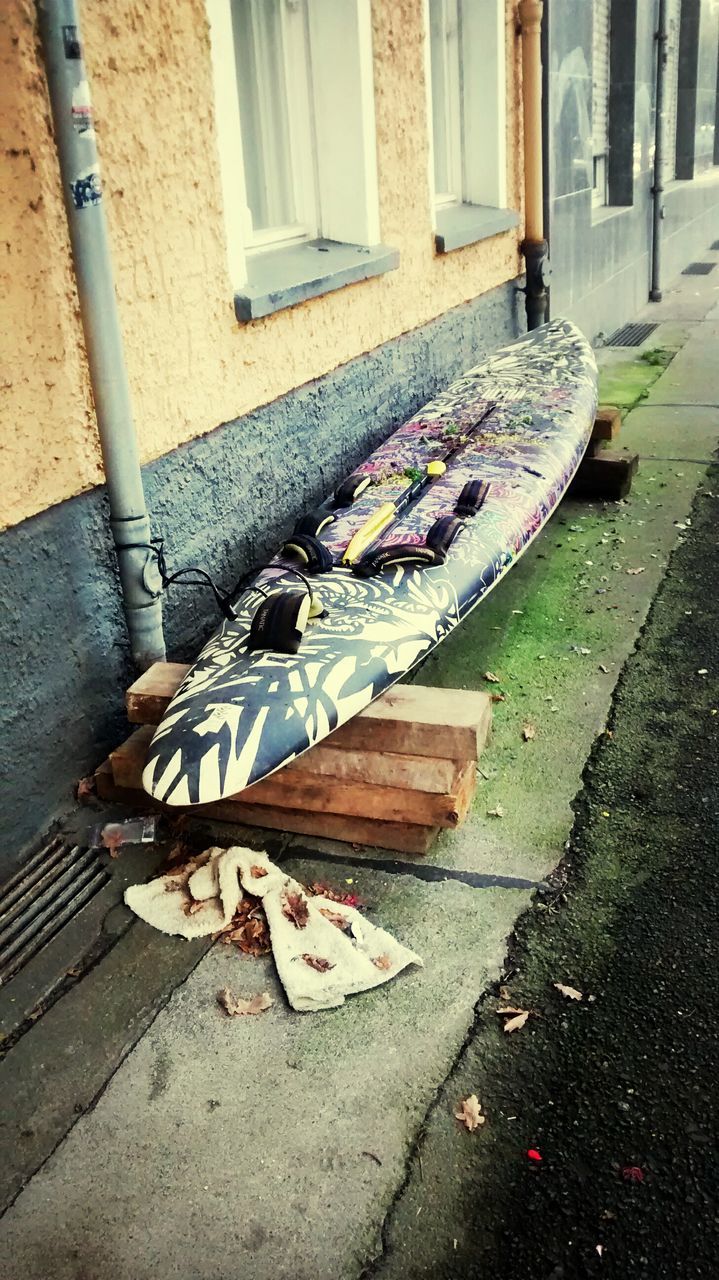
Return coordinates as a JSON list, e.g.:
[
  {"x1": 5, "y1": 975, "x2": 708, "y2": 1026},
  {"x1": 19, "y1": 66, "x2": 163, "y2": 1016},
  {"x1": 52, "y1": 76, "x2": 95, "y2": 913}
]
[
  {"x1": 126, "y1": 666, "x2": 492, "y2": 762},
  {"x1": 110, "y1": 726, "x2": 475, "y2": 828},
  {"x1": 95, "y1": 760, "x2": 440, "y2": 855}
]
